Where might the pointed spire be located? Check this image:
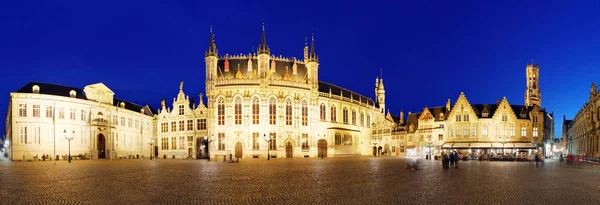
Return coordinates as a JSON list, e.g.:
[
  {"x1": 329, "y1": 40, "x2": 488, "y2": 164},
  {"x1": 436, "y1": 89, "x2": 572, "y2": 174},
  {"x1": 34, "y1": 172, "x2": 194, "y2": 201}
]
[
  {"x1": 308, "y1": 33, "x2": 318, "y2": 62},
  {"x1": 205, "y1": 25, "x2": 217, "y2": 57},
  {"x1": 258, "y1": 21, "x2": 270, "y2": 55}
]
